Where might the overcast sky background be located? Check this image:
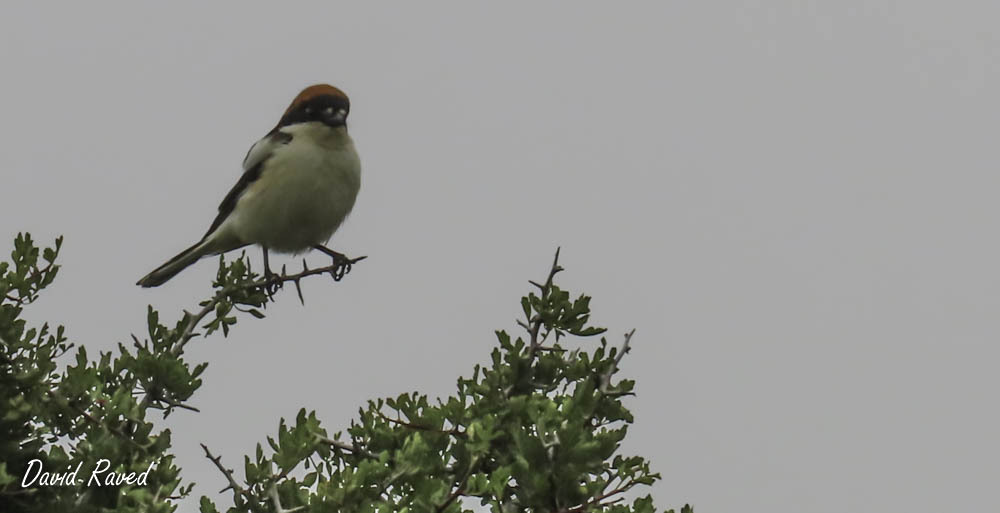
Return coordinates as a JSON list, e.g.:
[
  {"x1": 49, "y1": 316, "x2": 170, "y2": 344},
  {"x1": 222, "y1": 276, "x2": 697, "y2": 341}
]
[{"x1": 2, "y1": 2, "x2": 998, "y2": 512}]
